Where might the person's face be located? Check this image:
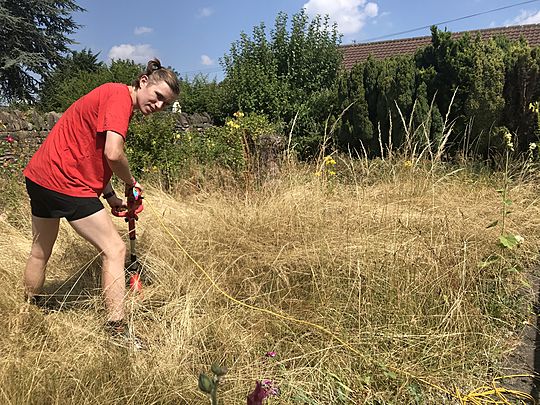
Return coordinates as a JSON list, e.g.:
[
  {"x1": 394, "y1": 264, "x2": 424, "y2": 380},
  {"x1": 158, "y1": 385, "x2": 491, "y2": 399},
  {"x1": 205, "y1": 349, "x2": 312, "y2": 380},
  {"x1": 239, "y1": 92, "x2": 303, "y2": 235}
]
[{"x1": 136, "y1": 75, "x2": 177, "y2": 115}]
